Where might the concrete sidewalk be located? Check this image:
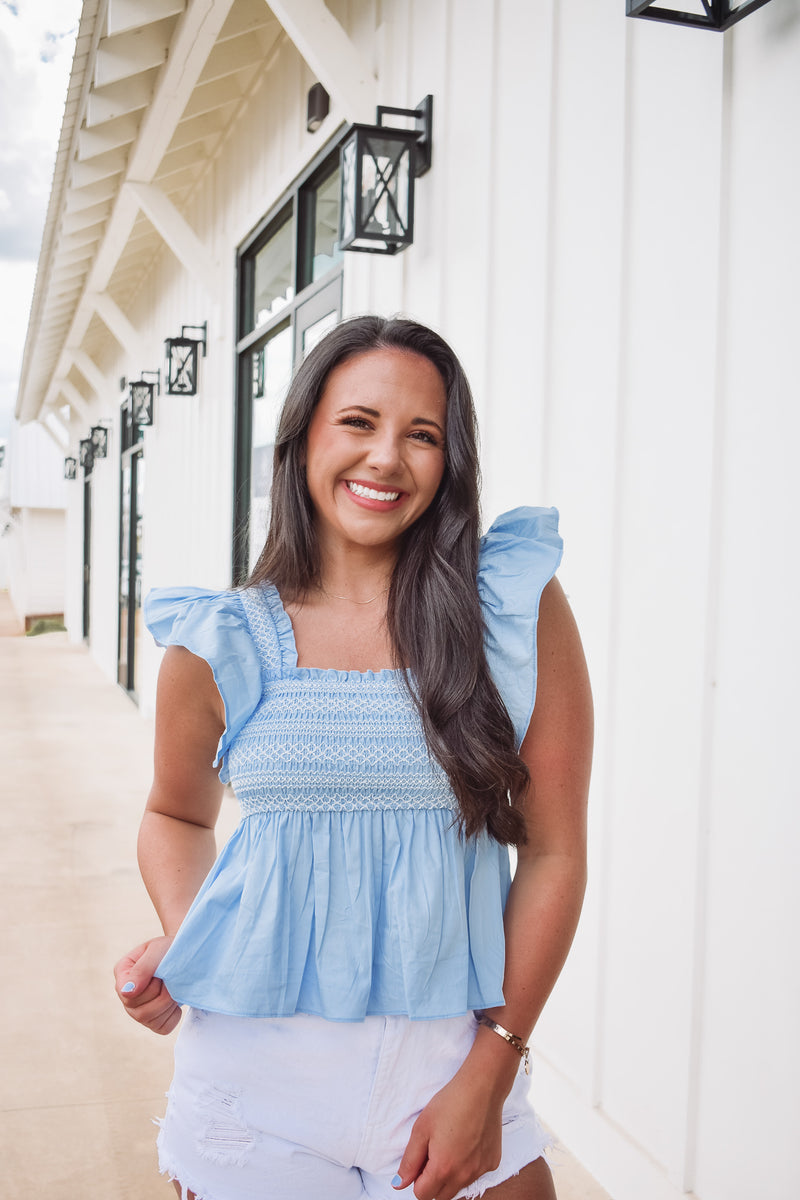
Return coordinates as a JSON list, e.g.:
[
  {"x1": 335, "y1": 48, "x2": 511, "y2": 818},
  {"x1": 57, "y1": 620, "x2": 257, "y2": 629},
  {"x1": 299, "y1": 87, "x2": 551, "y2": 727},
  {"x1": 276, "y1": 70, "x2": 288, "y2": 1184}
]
[{"x1": 0, "y1": 591, "x2": 610, "y2": 1200}]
